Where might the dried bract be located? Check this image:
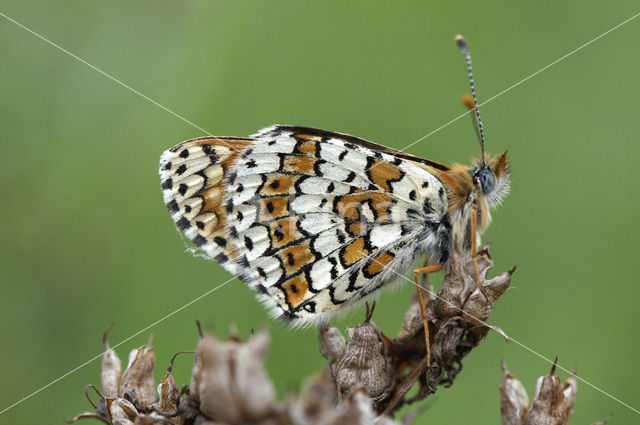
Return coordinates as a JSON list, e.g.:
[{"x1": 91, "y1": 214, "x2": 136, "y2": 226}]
[
  {"x1": 66, "y1": 411, "x2": 109, "y2": 425},
  {"x1": 156, "y1": 368, "x2": 180, "y2": 415},
  {"x1": 120, "y1": 341, "x2": 157, "y2": 410},
  {"x1": 101, "y1": 324, "x2": 122, "y2": 399},
  {"x1": 431, "y1": 317, "x2": 465, "y2": 368},
  {"x1": 106, "y1": 397, "x2": 138, "y2": 425},
  {"x1": 190, "y1": 329, "x2": 276, "y2": 424},
  {"x1": 500, "y1": 362, "x2": 530, "y2": 425},
  {"x1": 318, "y1": 323, "x2": 346, "y2": 365},
  {"x1": 562, "y1": 367, "x2": 578, "y2": 419}
]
